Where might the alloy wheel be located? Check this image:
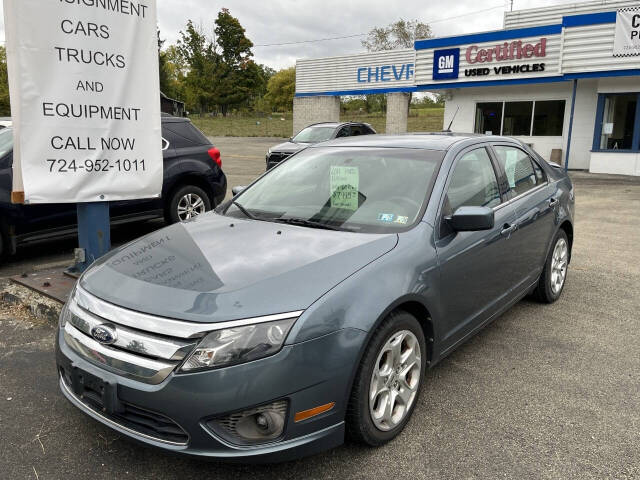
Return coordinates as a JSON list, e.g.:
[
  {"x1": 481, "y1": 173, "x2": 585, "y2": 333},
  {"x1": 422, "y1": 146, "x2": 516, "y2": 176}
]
[
  {"x1": 550, "y1": 237, "x2": 568, "y2": 295},
  {"x1": 177, "y1": 193, "x2": 206, "y2": 221},
  {"x1": 369, "y1": 330, "x2": 422, "y2": 431}
]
